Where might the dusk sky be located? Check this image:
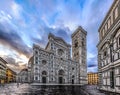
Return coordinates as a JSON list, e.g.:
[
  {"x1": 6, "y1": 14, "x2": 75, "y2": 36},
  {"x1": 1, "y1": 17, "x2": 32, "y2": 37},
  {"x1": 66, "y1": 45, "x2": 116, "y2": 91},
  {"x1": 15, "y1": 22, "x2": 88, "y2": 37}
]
[{"x1": 0, "y1": 0, "x2": 114, "y2": 73}]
